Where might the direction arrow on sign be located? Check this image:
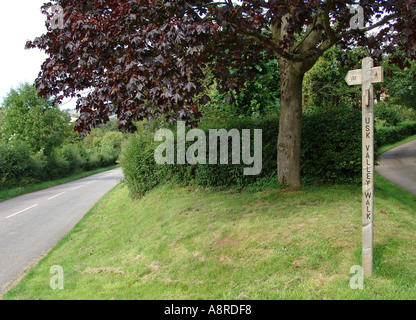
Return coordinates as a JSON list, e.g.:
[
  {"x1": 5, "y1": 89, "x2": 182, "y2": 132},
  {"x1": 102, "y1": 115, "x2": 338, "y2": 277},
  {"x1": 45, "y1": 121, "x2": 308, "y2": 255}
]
[{"x1": 345, "y1": 66, "x2": 384, "y2": 86}]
